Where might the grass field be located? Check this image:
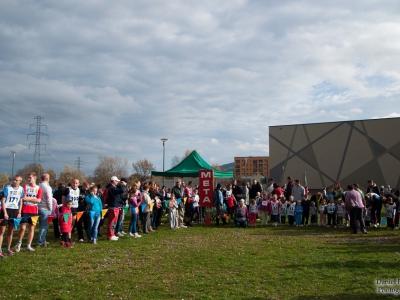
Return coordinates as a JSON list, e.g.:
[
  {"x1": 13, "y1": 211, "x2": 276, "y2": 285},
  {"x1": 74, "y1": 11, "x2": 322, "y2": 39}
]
[{"x1": 1, "y1": 219, "x2": 399, "y2": 300}]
